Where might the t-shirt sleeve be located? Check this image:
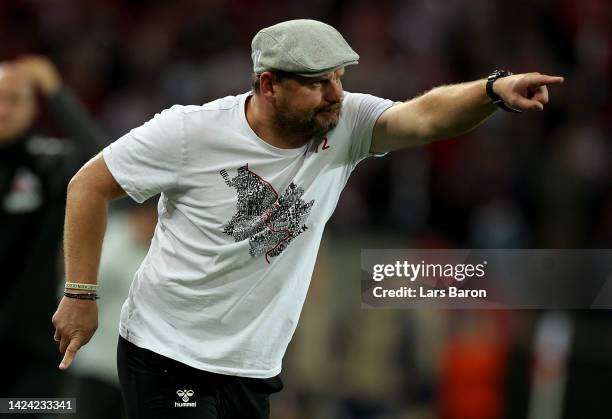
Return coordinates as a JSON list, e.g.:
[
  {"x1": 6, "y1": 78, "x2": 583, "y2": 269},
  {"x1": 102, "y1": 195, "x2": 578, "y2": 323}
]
[
  {"x1": 102, "y1": 106, "x2": 185, "y2": 203},
  {"x1": 347, "y1": 92, "x2": 399, "y2": 167}
]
